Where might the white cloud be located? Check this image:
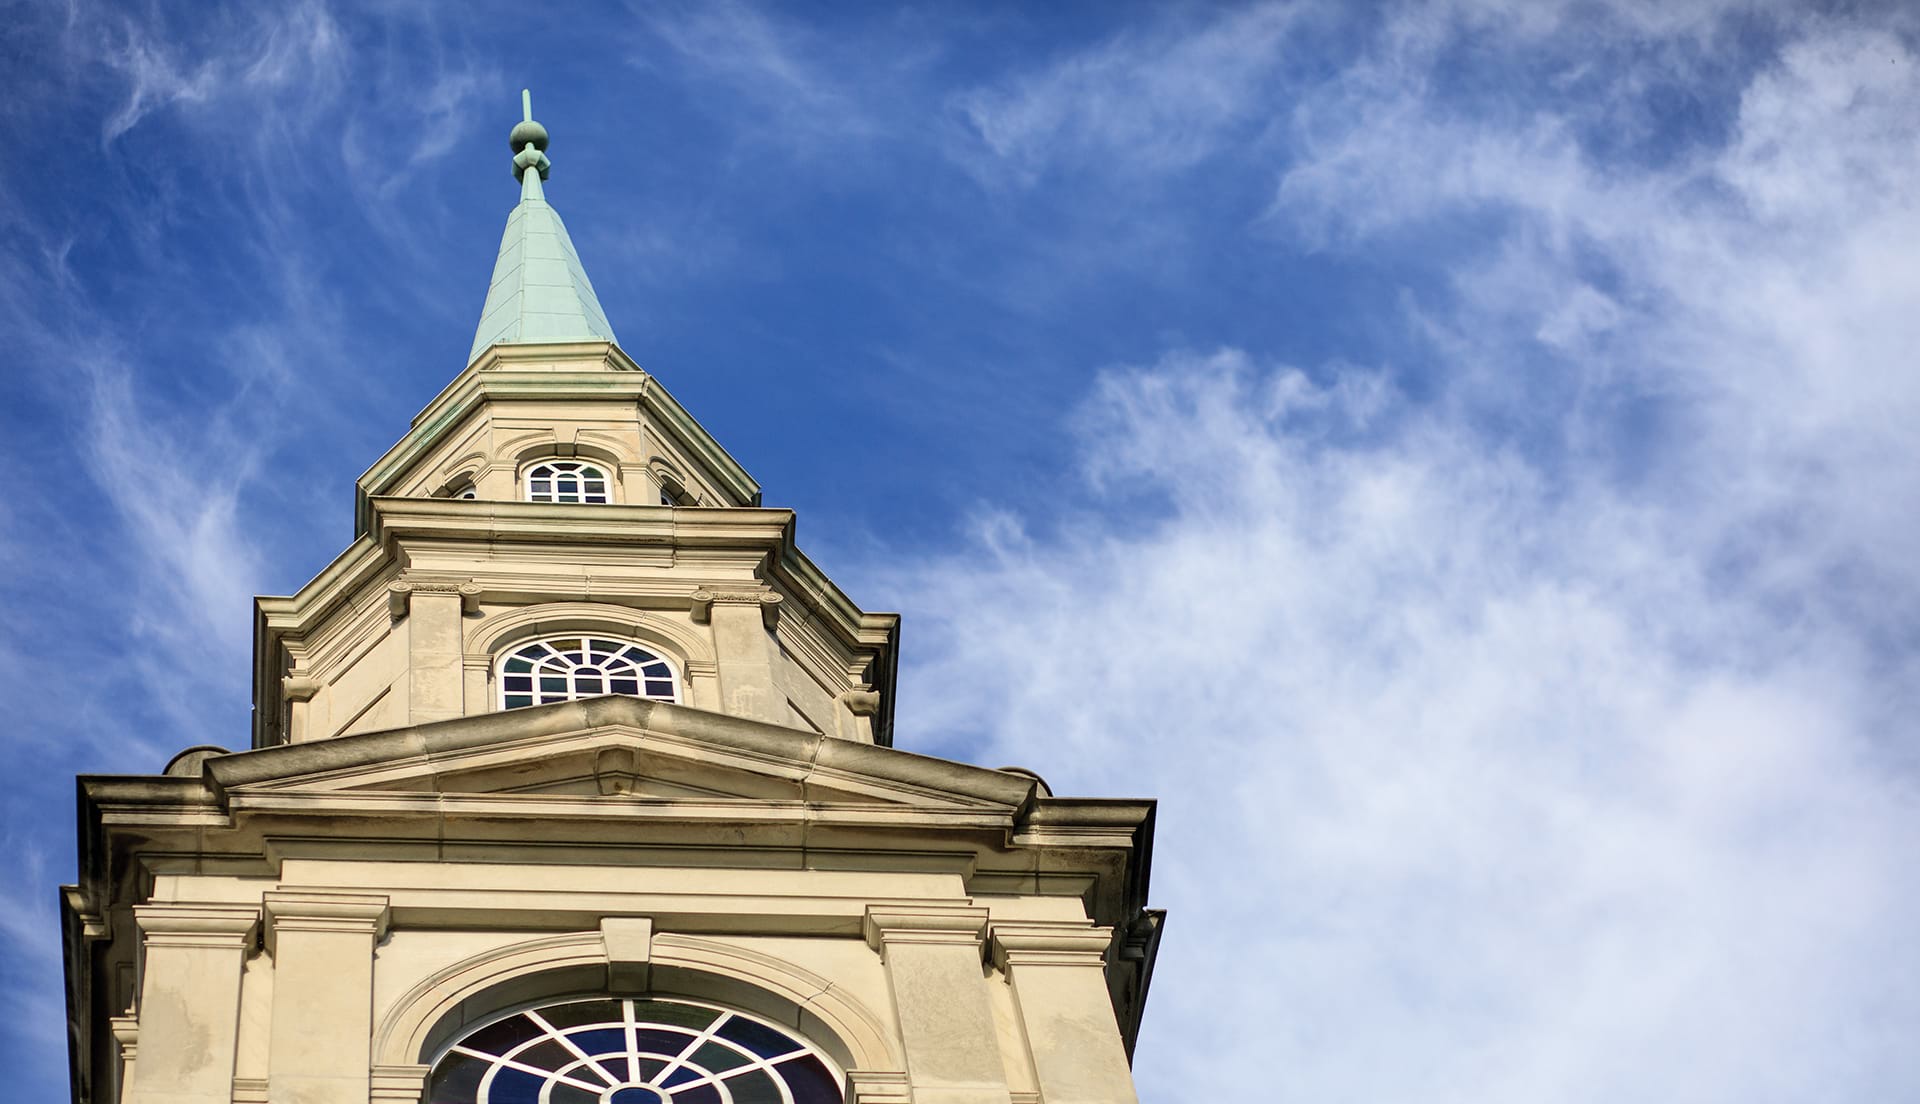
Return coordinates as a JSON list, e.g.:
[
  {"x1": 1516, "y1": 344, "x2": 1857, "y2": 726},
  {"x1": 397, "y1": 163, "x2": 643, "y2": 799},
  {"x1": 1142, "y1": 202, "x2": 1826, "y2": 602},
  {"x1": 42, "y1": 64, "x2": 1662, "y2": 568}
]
[
  {"x1": 893, "y1": 346, "x2": 1918, "y2": 1101},
  {"x1": 887, "y1": 9, "x2": 1920, "y2": 1101}
]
